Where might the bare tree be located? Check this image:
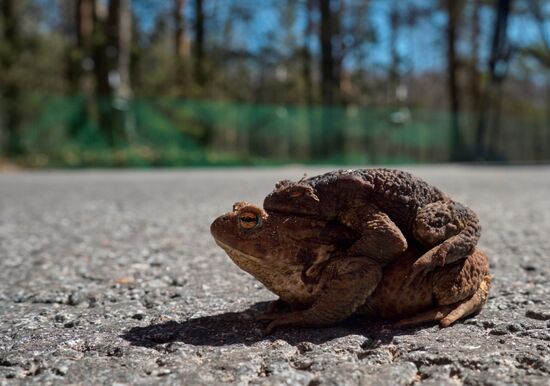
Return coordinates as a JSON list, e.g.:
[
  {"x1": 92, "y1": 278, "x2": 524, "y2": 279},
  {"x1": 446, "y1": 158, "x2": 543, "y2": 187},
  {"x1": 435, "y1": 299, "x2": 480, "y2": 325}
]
[
  {"x1": 93, "y1": 0, "x2": 133, "y2": 148},
  {"x1": 525, "y1": 0, "x2": 550, "y2": 160},
  {"x1": 302, "y1": 0, "x2": 314, "y2": 105},
  {"x1": 319, "y1": 0, "x2": 341, "y2": 106},
  {"x1": 388, "y1": 4, "x2": 401, "y2": 104},
  {"x1": 193, "y1": 0, "x2": 206, "y2": 86},
  {"x1": 63, "y1": 0, "x2": 96, "y2": 139},
  {"x1": 174, "y1": 0, "x2": 190, "y2": 60},
  {"x1": 468, "y1": 0, "x2": 482, "y2": 115},
  {"x1": 444, "y1": 0, "x2": 465, "y2": 161},
  {"x1": 0, "y1": 0, "x2": 23, "y2": 156},
  {"x1": 66, "y1": 0, "x2": 96, "y2": 93},
  {"x1": 475, "y1": 0, "x2": 512, "y2": 160},
  {"x1": 174, "y1": 0, "x2": 190, "y2": 92},
  {"x1": 77, "y1": 0, "x2": 95, "y2": 85},
  {"x1": 114, "y1": 0, "x2": 132, "y2": 103}
]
